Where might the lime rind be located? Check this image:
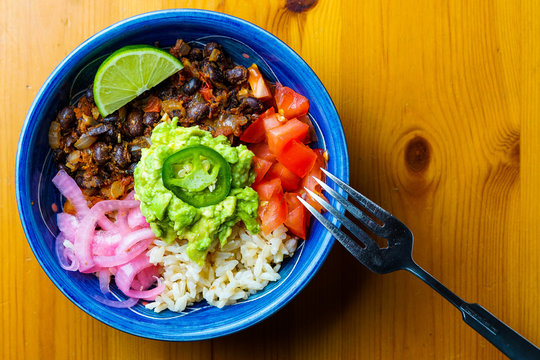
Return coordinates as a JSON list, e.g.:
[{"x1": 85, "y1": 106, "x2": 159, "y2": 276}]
[{"x1": 93, "y1": 45, "x2": 183, "y2": 117}]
